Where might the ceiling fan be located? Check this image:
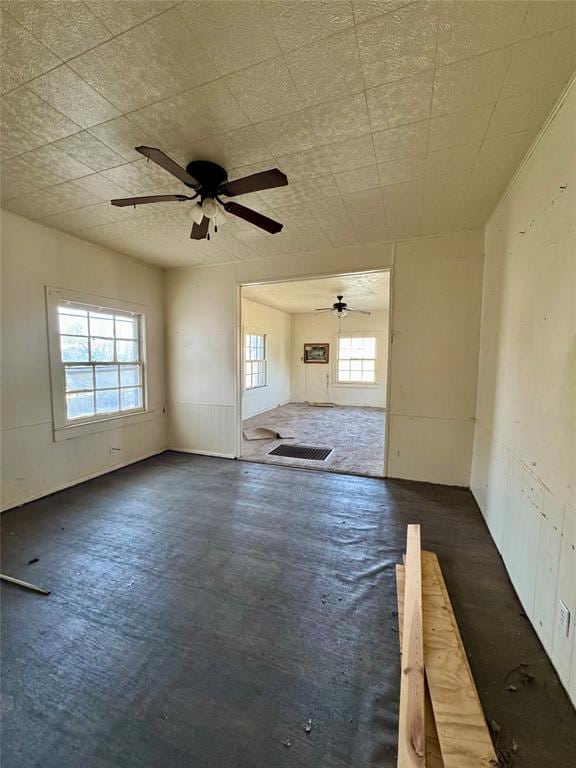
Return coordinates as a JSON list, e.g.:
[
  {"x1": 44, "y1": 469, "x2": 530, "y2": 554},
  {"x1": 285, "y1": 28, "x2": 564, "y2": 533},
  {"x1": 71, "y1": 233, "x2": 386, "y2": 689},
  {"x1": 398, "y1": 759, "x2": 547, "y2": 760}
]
[
  {"x1": 315, "y1": 295, "x2": 371, "y2": 318},
  {"x1": 110, "y1": 146, "x2": 288, "y2": 240}
]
